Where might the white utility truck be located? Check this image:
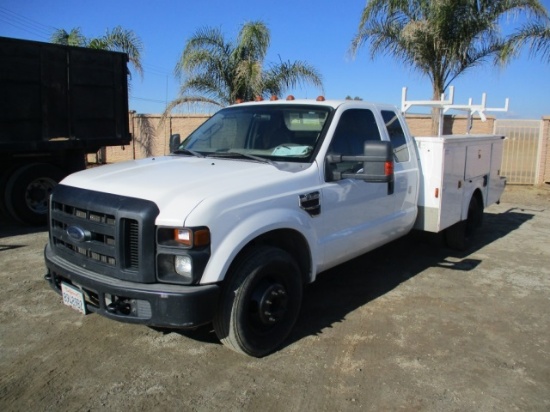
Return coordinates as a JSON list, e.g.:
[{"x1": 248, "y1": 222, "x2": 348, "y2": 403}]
[{"x1": 44, "y1": 97, "x2": 506, "y2": 356}]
